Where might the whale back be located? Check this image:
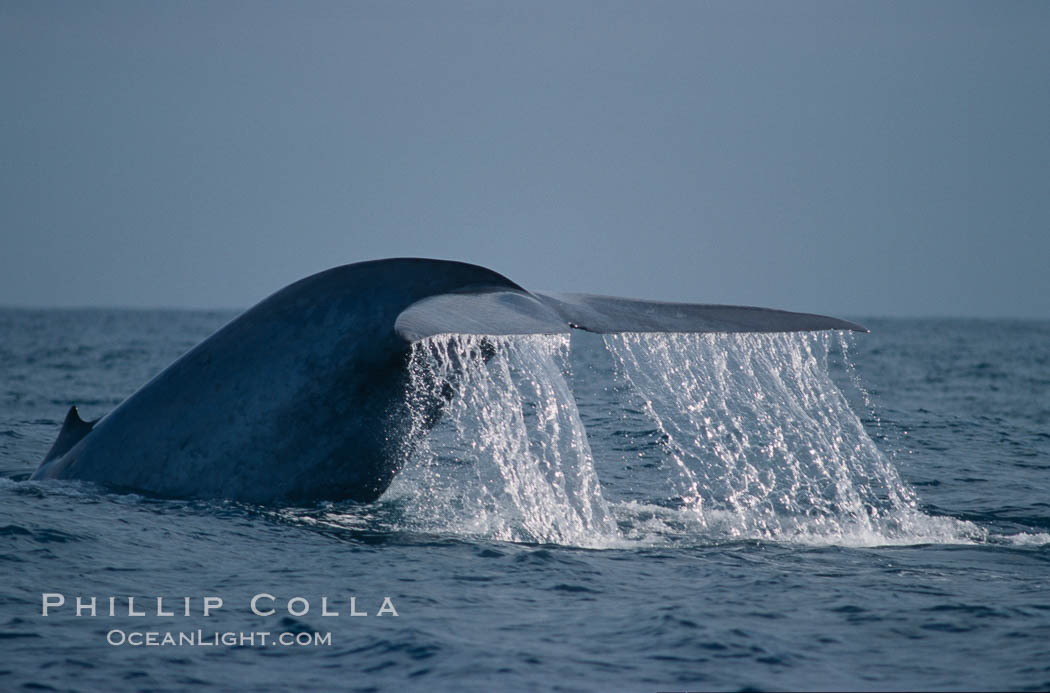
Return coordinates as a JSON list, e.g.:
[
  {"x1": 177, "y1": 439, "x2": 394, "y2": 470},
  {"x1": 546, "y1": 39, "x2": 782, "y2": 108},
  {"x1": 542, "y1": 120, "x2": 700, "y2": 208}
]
[{"x1": 32, "y1": 259, "x2": 540, "y2": 503}]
